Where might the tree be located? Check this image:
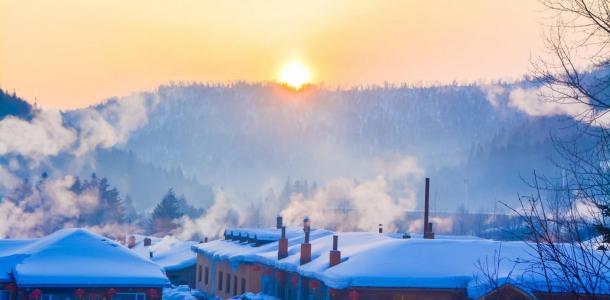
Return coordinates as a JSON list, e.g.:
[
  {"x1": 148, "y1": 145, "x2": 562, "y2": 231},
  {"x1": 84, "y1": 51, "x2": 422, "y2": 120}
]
[
  {"x1": 149, "y1": 188, "x2": 184, "y2": 235},
  {"x1": 507, "y1": 0, "x2": 610, "y2": 297}
]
